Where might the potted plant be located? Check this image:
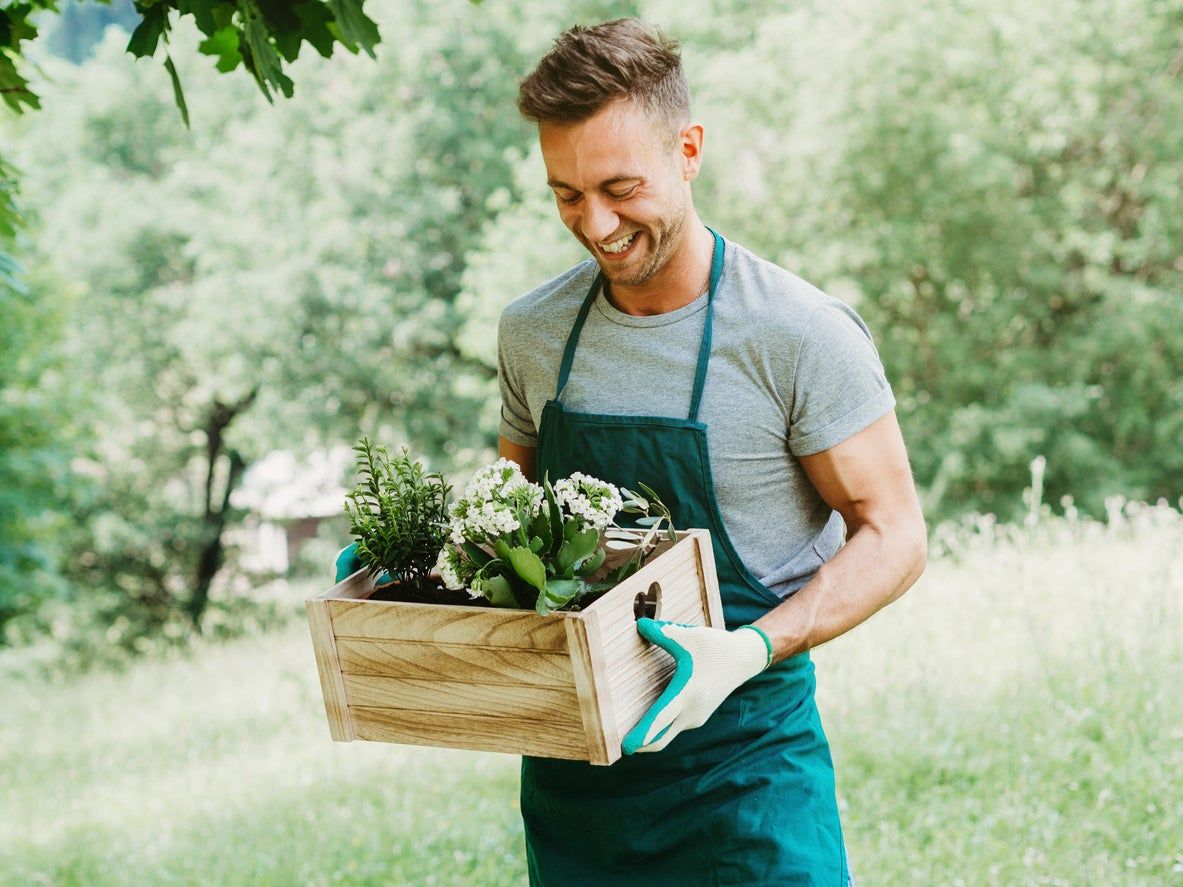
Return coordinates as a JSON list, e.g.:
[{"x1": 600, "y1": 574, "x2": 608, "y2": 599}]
[
  {"x1": 306, "y1": 445, "x2": 724, "y2": 765},
  {"x1": 434, "y1": 459, "x2": 677, "y2": 614},
  {"x1": 341, "y1": 438, "x2": 474, "y2": 605}
]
